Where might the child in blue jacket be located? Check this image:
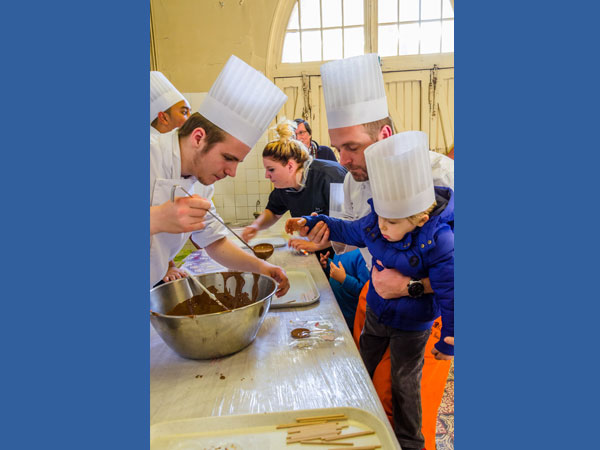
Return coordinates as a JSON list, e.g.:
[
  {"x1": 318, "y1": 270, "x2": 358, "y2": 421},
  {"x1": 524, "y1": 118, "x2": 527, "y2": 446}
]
[
  {"x1": 319, "y1": 248, "x2": 370, "y2": 330},
  {"x1": 286, "y1": 132, "x2": 453, "y2": 450}
]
